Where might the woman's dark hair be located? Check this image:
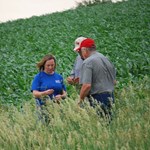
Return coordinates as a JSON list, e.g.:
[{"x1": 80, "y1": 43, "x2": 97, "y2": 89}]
[{"x1": 37, "y1": 54, "x2": 56, "y2": 71}]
